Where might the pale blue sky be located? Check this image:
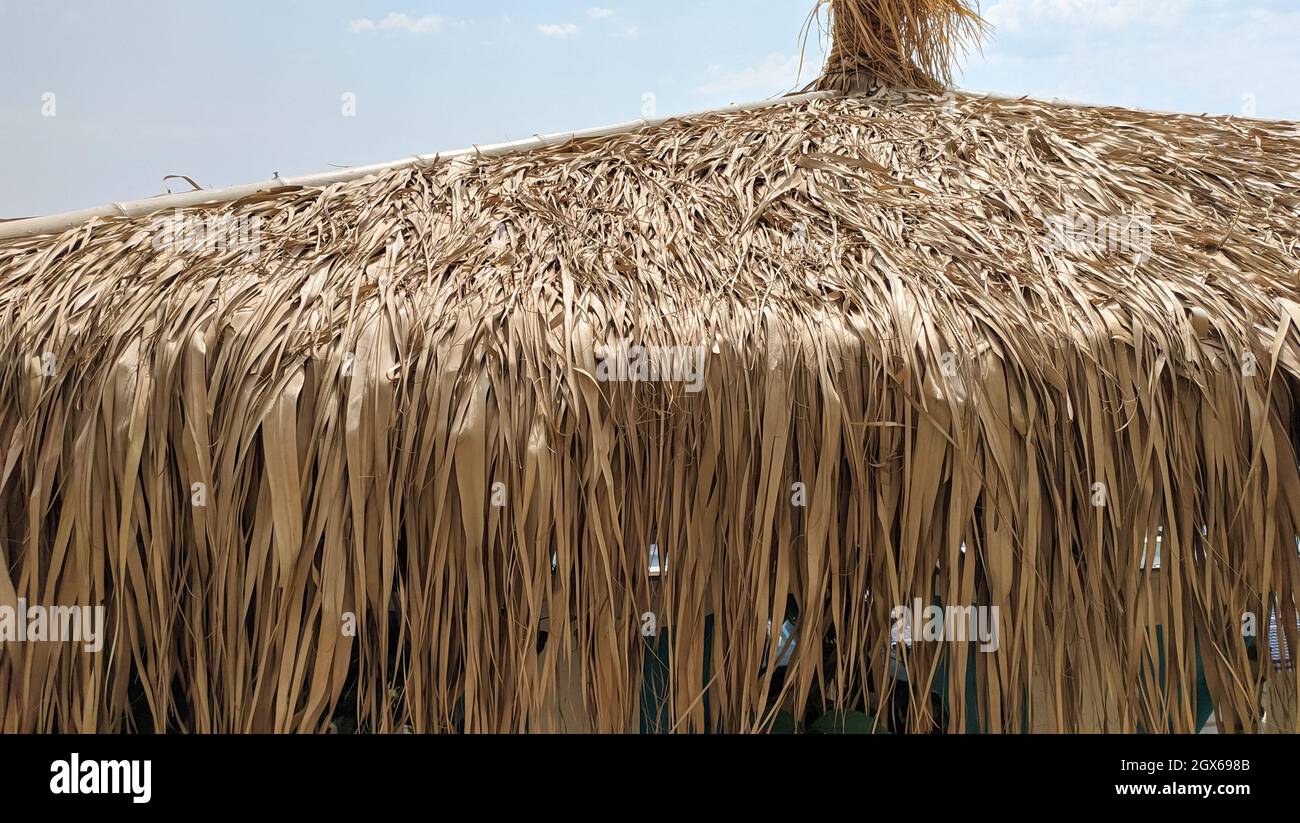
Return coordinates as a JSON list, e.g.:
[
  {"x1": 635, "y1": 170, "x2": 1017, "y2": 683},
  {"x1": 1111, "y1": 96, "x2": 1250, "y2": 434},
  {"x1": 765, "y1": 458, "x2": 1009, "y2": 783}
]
[{"x1": 2, "y1": 0, "x2": 1297, "y2": 218}]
